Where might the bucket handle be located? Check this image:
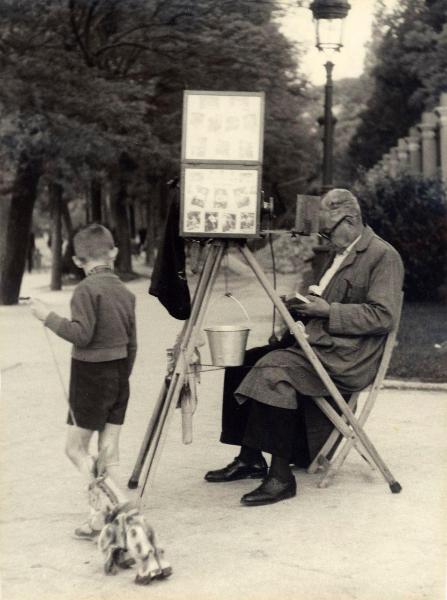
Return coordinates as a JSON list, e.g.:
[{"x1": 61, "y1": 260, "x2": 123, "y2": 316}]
[{"x1": 207, "y1": 292, "x2": 251, "y2": 328}]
